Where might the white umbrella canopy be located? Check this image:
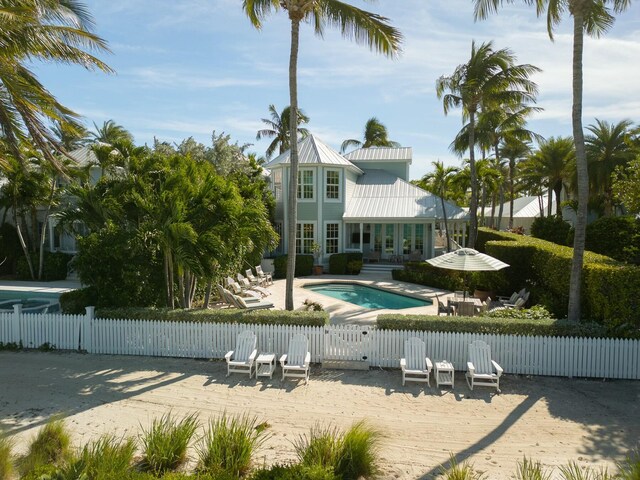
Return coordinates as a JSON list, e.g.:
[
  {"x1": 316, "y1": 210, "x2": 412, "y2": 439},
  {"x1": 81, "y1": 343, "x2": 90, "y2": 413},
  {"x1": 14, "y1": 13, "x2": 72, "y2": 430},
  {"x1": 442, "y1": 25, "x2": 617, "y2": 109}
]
[{"x1": 426, "y1": 248, "x2": 509, "y2": 272}]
